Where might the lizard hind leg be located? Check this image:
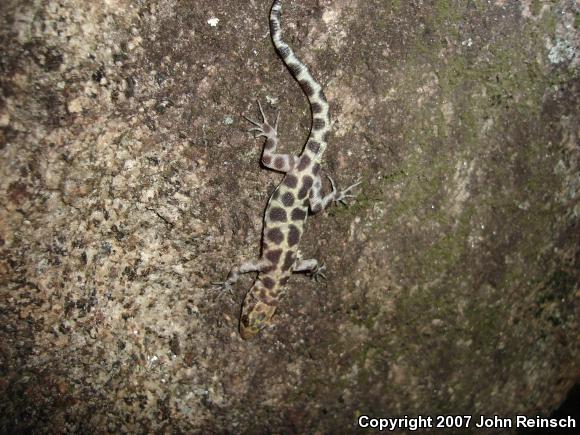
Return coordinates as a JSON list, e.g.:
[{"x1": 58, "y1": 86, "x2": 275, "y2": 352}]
[
  {"x1": 244, "y1": 100, "x2": 279, "y2": 138},
  {"x1": 329, "y1": 176, "x2": 362, "y2": 205},
  {"x1": 309, "y1": 173, "x2": 362, "y2": 213},
  {"x1": 244, "y1": 100, "x2": 298, "y2": 173}
]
